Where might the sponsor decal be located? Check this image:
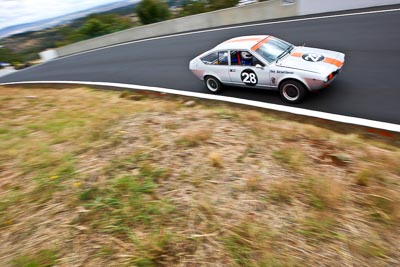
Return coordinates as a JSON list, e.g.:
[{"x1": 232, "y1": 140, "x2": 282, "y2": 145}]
[
  {"x1": 277, "y1": 70, "x2": 294, "y2": 74},
  {"x1": 241, "y1": 69, "x2": 258, "y2": 86},
  {"x1": 302, "y1": 53, "x2": 325, "y2": 62},
  {"x1": 271, "y1": 77, "x2": 276, "y2": 85}
]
